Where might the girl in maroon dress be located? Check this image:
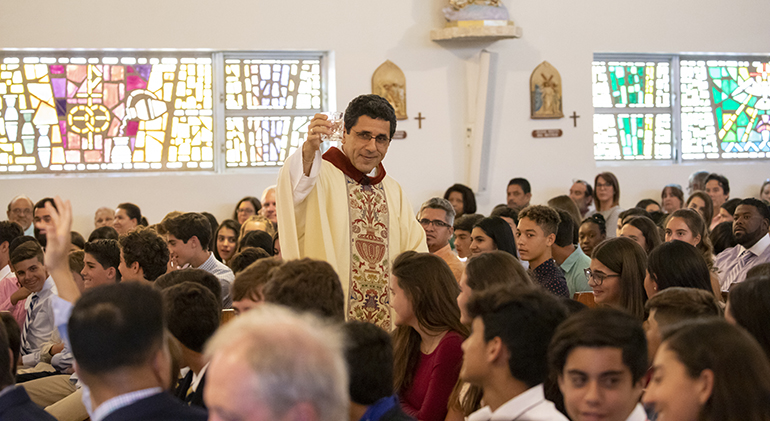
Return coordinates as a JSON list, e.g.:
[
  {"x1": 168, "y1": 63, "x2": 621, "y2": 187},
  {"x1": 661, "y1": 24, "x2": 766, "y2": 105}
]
[{"x1": 390, "y1": 251, "x2": 468, "y2": 421}]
